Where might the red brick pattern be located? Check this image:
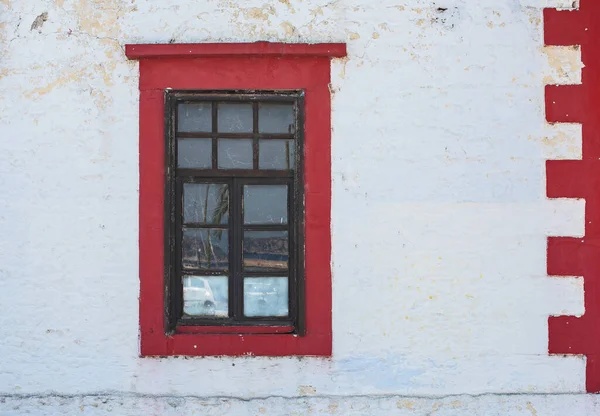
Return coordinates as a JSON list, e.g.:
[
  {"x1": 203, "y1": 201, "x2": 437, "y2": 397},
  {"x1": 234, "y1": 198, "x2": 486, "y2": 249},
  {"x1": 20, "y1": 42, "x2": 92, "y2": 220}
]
[{"x1": 545, "y1": 1, "x2": 600, "y2": 392}]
